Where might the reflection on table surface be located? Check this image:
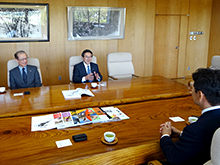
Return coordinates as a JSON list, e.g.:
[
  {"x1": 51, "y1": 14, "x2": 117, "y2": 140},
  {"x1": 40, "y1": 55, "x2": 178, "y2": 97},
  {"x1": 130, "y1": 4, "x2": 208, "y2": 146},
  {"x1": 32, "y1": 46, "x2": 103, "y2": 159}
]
[
  {"x1": 0, "y1": 76, "x2": 191, "y2": 118},
  {"x1": 0, "y1": 96, "x2": 200, "y2": 165}
]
